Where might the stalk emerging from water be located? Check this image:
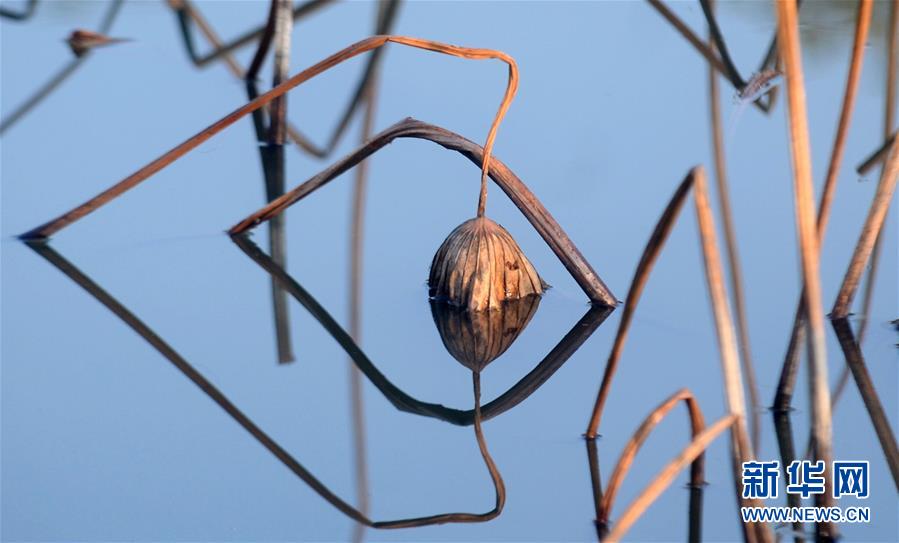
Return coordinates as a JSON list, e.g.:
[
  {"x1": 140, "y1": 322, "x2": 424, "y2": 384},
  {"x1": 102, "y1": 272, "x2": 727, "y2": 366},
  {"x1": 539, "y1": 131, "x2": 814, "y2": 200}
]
[{"x1": 774, "y1": 1, "x2": 836, "y2": 537}]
